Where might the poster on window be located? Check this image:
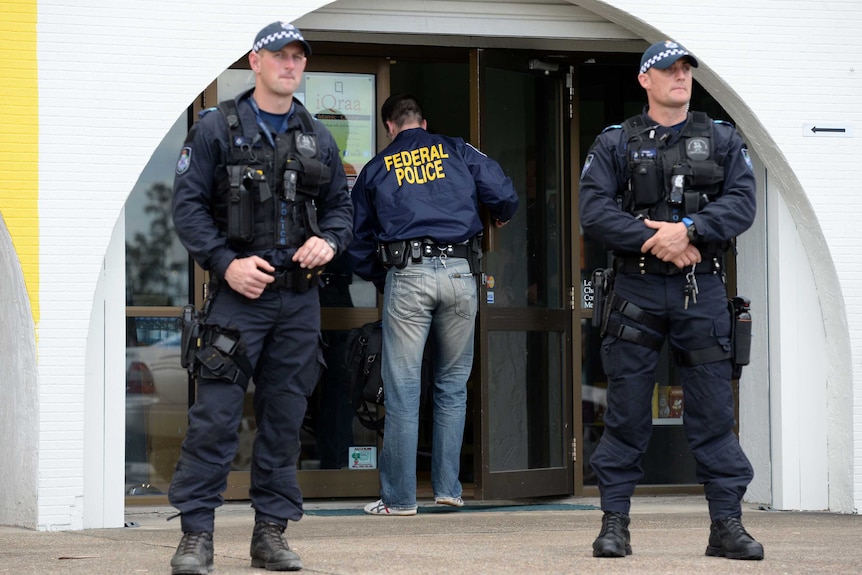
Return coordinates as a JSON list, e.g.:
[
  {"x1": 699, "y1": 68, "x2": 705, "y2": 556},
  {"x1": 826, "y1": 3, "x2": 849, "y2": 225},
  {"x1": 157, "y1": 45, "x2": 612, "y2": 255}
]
[{"x1": 303, "y1": 73, "x2": 376, "y2": 192}]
